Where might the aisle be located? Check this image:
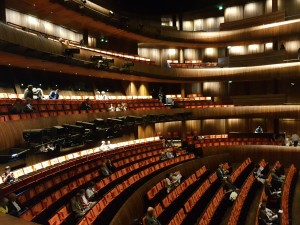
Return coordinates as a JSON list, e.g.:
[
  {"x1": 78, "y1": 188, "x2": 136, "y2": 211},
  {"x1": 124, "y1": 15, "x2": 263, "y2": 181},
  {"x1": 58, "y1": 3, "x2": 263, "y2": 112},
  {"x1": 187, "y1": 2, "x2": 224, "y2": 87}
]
[
  {"x1": 245, "y1": 184, "x2": 263, "y2": 225},
  {"x1": 292, "y1": 171, "x2": 300, "y2": 225}
]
